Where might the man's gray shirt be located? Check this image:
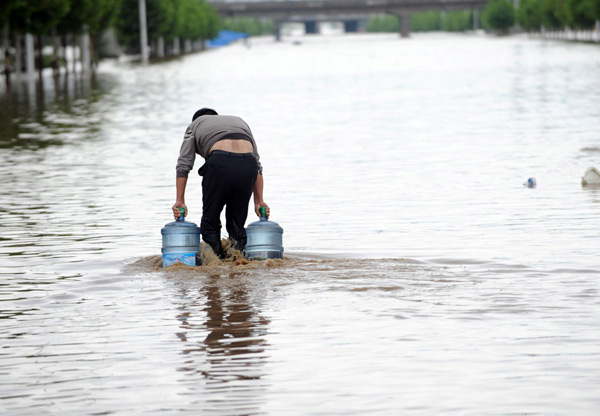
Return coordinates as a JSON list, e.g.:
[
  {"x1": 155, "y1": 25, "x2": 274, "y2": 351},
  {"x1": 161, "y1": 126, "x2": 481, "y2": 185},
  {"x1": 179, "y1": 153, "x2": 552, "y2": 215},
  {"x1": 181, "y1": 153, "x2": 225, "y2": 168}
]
[{"x1": 176, "y1": 115, "x2": 262, "y2": 178}]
